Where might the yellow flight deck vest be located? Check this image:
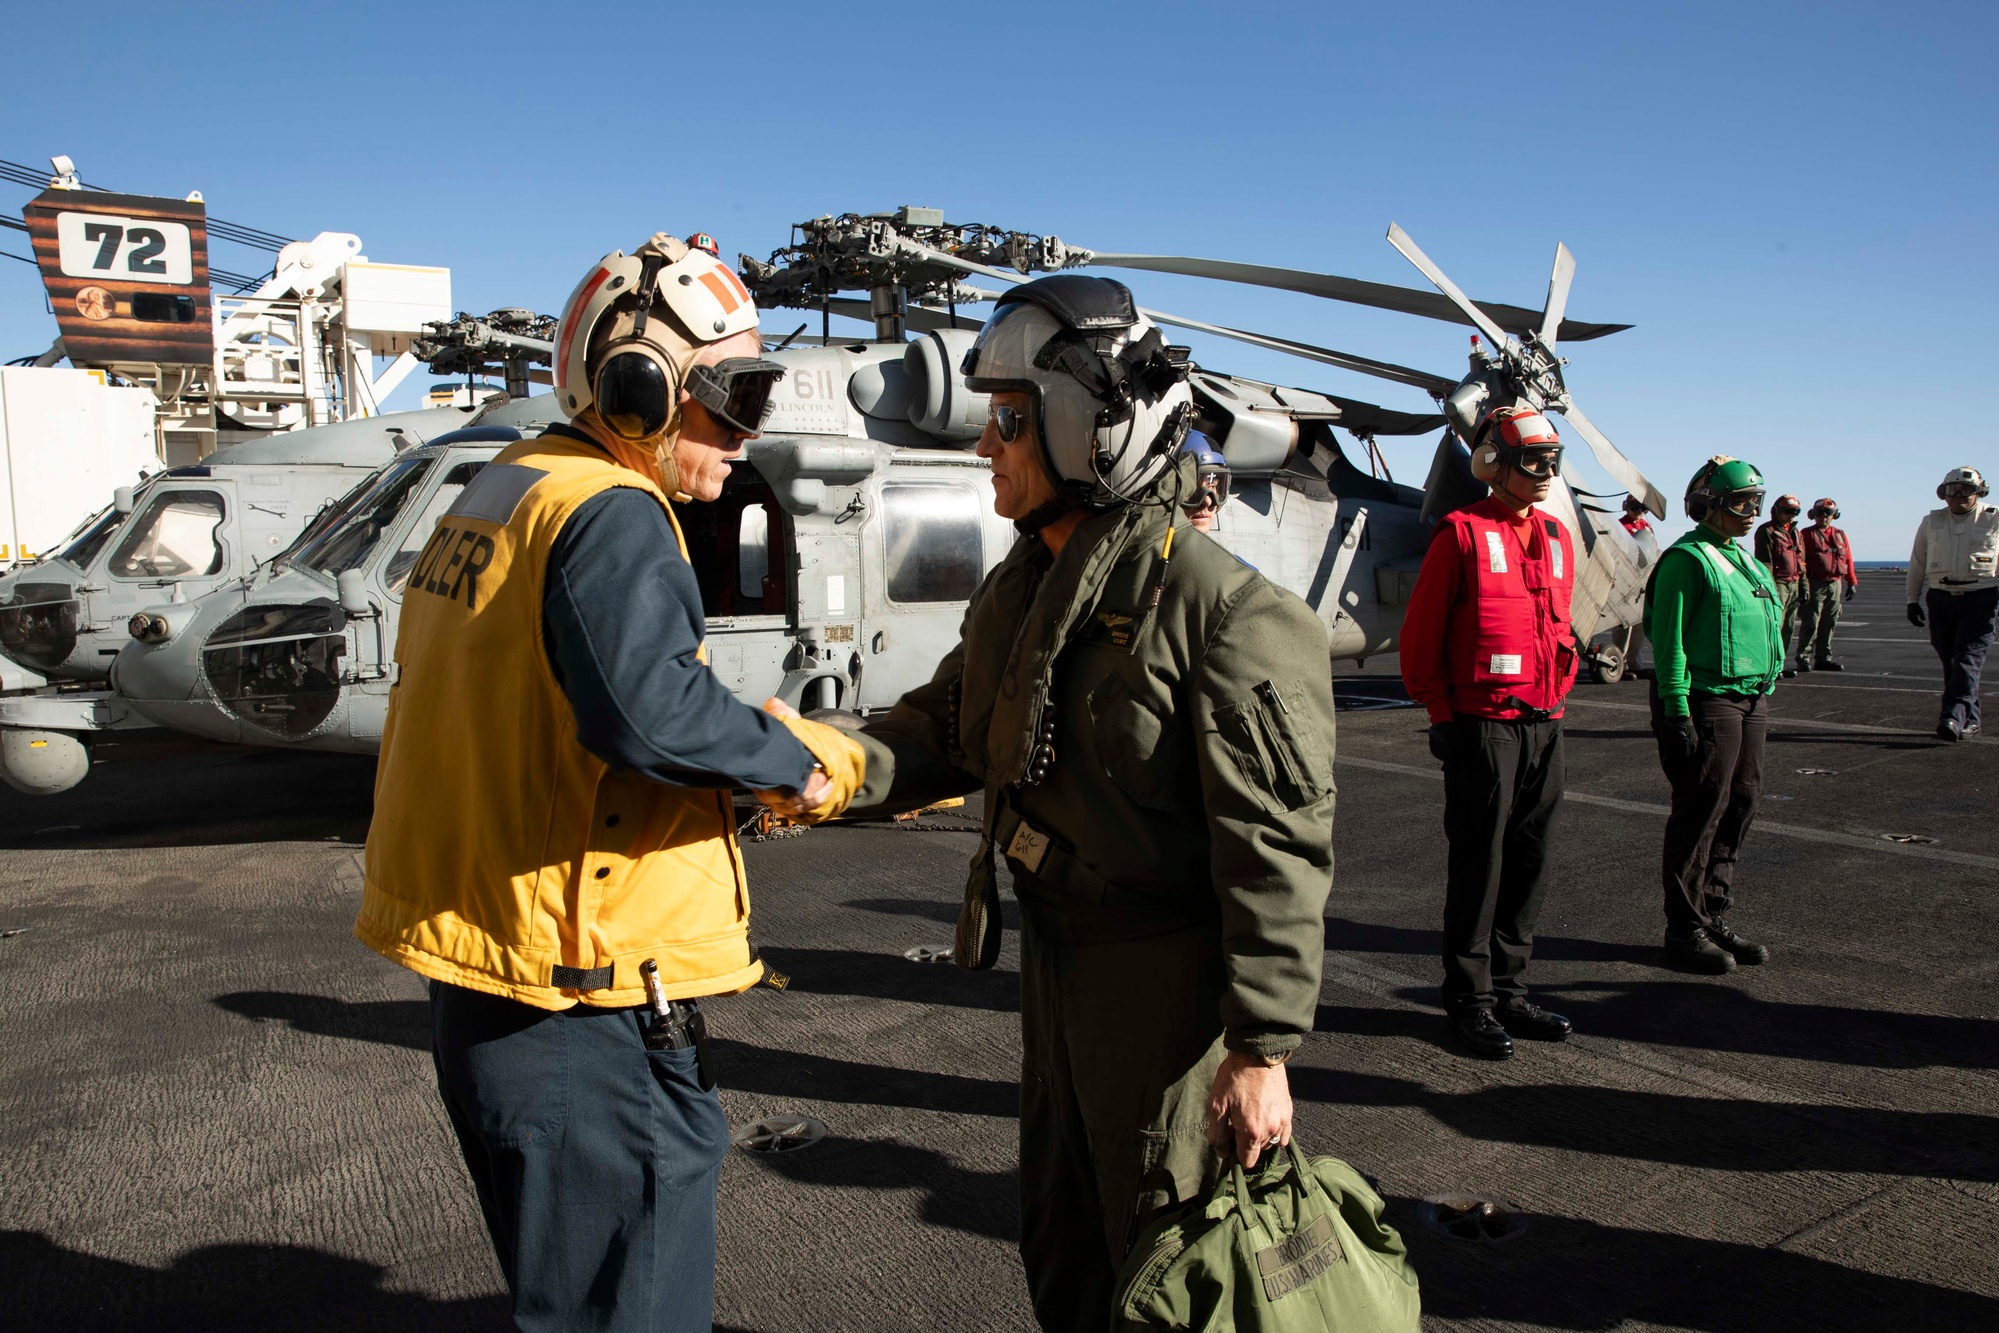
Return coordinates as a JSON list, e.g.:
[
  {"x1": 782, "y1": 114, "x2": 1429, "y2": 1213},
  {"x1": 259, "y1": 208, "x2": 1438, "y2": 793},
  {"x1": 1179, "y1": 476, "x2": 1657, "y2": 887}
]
[{"x1": 355, "y1": 431, "x2": 764, "y2": 1010}]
